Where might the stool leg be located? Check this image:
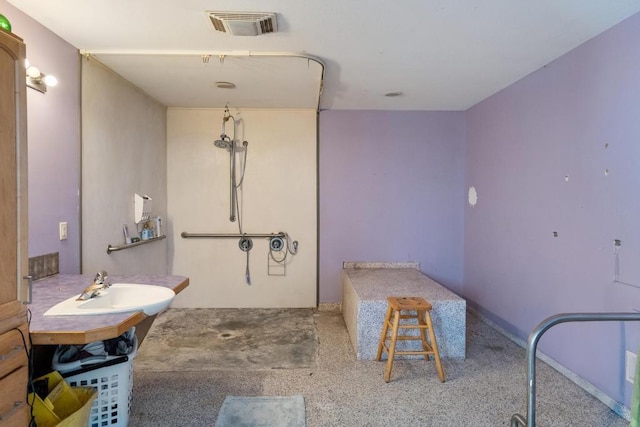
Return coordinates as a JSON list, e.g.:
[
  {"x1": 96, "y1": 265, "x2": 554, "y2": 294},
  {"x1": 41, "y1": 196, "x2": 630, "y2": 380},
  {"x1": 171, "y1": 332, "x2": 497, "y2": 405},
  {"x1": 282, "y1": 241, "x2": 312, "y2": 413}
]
[
  {"x1": 376, "y1": 304, "x2": 393, "y2": 361},
  {"x1": 384, "y1": 309, "x2": 401, "y2": 383},
  {"x1": 417, "y1": 310, "x2": 431, "y2": 361},
  {"x1": 424, "y1": 311, "x2": 445, "y2": 382}
]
